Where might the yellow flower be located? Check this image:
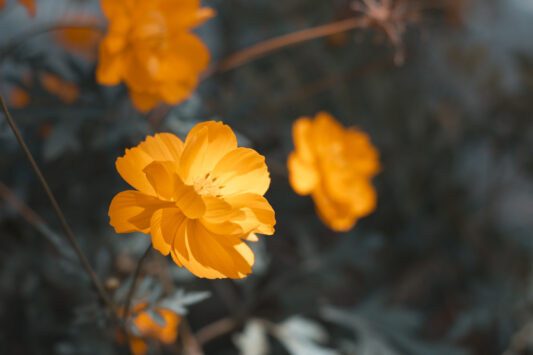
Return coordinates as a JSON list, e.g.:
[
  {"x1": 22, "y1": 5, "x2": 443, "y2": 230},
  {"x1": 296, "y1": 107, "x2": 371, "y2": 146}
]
[
  {"x1": 96, "y1": 0, "x2": 215, "y2": 112},
  {"x1": 288, "y1": 112, "x2": 380, "y2": 231},
  {"x1": 117, "y1": 302, "x2": 180, "y2": 355},
  {"x1": 109, "y1": 121, "x2": 275, "y2": 279}
]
